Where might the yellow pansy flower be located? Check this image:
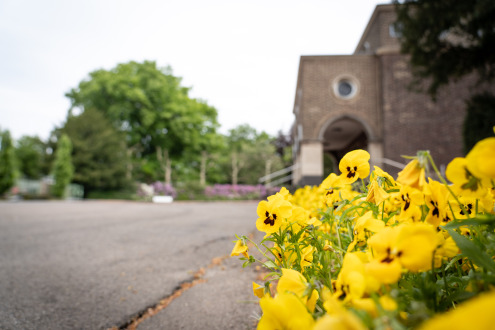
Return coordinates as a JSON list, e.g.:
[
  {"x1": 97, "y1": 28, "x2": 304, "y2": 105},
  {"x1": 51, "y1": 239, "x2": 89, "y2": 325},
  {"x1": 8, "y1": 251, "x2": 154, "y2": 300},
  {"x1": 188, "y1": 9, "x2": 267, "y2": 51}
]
[
  {"x1": 419, "y1": 290, "x2": 495, "y2": 330},
  {"x1": 365, "y1": 179, "x2": 390, "y2": 205},
  {"x1": 352, "y1": 295, "x2": 397, "y2": 317},
  {"x1": 230, "y1": 239, "x2": 248, "y2": 258},
  {"x1": 333, "y1": 253, "x2": 367, "y2": 302},
  {"x1": 446, "y1": 157, "x2": 488, "y2": 197},
  {"x1": 300, "y1": 245, "x2": 315, "y2": 269},
  {"x1": 320, "y1": 172, "x2": 344, "y2": 205},
  {"x1": 348, "y1": 211, "x2": 385, "y2": 252},
  {"x1": 397, "y1": 158, "x2": 427, "y2": 190},
  {"x1": 466, "y1": 137, "x2": 495, "y2": 179},
  {"x1": 434, "y1": 232, "x2": 458, "y2": 267},
  {"x1": 255, "y1": 195, "x2": 293, "y2": 234},
  {"x1": 448, "y1": 195, "x2": 477, "y2": 219},
  {"x1": 367, "y1": 223, "x2": 438, "y2": 274},
  {"x1": 287, "y1": 206, "x2": 310, "y2": 232},
  {"x1": 395, "y1": 185, "x2": 424, "y2": 217},
  {"x1": 258, "y1": 292, "x2": 315, "y2": 330},
  {"x1": 268, "y1": 186, "x2": 292, "y2": 202},
  {"x1": 339, "y1": 149, "x2": 371, "y2": 184},
  {"x1": 277, "y1": 268, "x2": 318, "y2": 312},
  {"x1": 424, "y1": 179, "x2": 449, "y2": 227},
  {"x1": 252, "y1": 282, "x2": 265, "y2": 298},
  {"x1": 313, "y1": 311, "x2": 367, "y2": 330},
  {"x1": 372, "y1": 165, "x2": 396, "y2": 187}
]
